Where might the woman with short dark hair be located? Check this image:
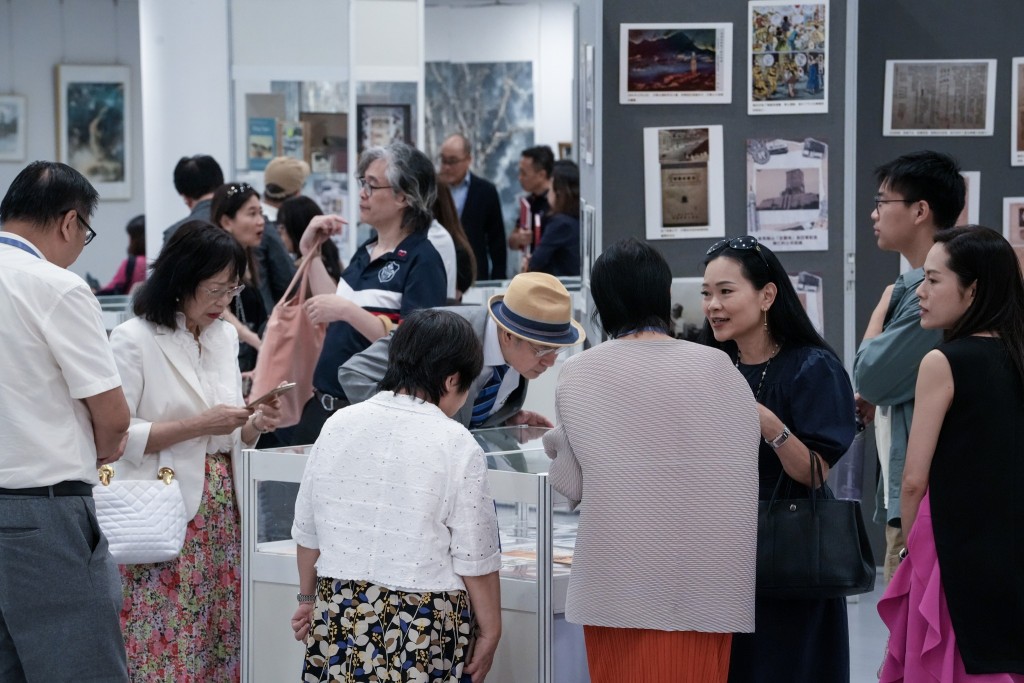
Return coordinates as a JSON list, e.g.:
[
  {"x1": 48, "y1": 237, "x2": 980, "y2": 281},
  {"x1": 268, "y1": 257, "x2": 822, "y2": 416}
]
[
  {"x1": 291, "y1": 308, "x2": 502, "y2": 682},
  {"x1": 525, "y1": 159, "x2": 580, "y2": 277},
  {"x1": 544, "y1": 237, "x2": 760, "y2": 682},
  {"x1": 112, "y1": 220, "x2": 283, "y2": 681},
  {"x1": 95, "y1": 214, "x2": 147, "y2": 295},
  {"x1": 290, "y1": 142, "x2": 448, "y2": 445}
]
